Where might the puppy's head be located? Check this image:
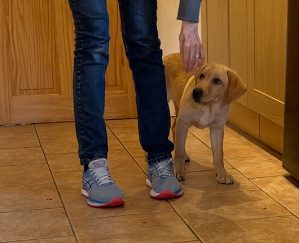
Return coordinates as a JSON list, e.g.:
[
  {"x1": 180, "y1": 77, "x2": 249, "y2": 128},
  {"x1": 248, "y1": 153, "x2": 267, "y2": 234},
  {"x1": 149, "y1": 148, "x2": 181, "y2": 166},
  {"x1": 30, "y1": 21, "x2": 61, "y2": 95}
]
[{"x1": 192, "y1": 63, "x2": 247, "y2": 104}]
